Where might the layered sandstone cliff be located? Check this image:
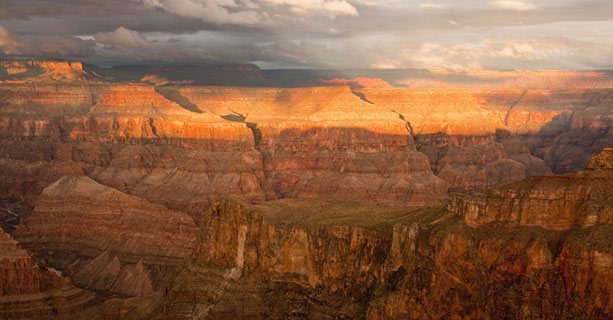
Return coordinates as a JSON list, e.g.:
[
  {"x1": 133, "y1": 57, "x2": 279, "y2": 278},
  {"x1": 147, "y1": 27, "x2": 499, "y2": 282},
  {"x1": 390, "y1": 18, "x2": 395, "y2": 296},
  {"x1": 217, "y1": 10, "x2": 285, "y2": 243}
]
[
  {"x1": 14, "y1": 175, "x2": 198, "y2": 297},
  {"x1": 1, "y1": 61, "x2": 610, "y2": 209},
  {"x1": 0, "y1": 228, "x2": 94, "y2": 319},
  {"x1": 153, "y1": 149, "x2": 612, "y2": 319},
  {"x1": 0, "y1": 60, "x2": 610, "y2": 319},
  {"x1": 448, "y1": 148, "x2": 613, "y2": 230},
  {"x1": 0, "y1": 81, "x2": 450, "y2": 210},
  {"x1": 0, "y1": 60, "x2": 89, "y2": 82}
]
